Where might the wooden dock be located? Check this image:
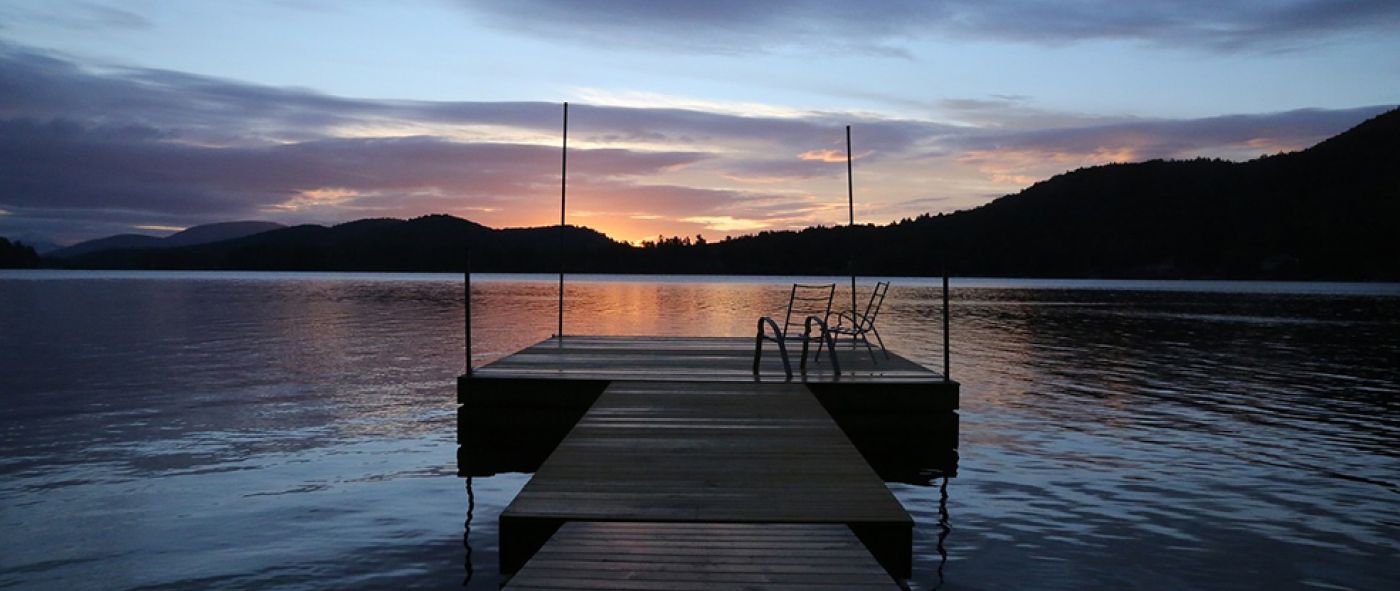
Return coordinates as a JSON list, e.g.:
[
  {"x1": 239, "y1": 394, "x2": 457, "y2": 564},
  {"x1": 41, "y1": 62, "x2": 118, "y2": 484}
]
[
  {"x1": 498, "y1": 380, "x2": 913, "y2": 578},
  {"x1": 459, "y1": 335, "x2": 960, "y2": 585},
  {"x1": 504, "y1": 521, "x2": 899, "y2": 590}
]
